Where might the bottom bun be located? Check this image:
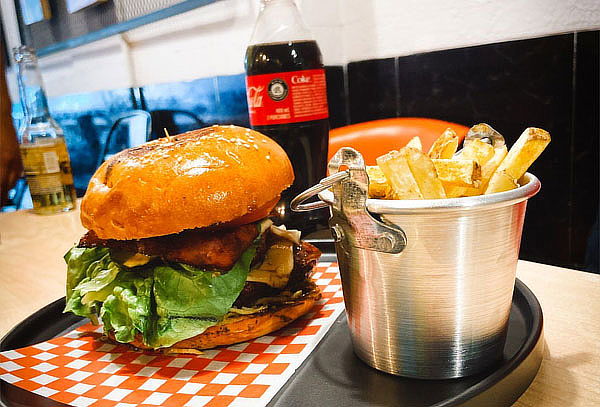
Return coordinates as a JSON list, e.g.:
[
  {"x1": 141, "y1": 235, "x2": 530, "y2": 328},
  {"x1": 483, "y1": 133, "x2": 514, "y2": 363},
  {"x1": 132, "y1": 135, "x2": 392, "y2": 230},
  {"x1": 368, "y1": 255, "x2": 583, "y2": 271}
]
[{"x1": 110, "y1": 284, "x2": 321, "y2": 351}]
